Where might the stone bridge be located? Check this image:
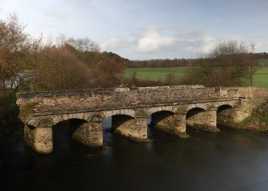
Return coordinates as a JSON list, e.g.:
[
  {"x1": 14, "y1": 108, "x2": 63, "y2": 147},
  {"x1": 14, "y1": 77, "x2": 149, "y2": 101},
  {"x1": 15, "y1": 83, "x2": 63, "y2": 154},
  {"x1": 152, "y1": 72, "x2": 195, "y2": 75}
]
[{"x1": 16, "y1": 86, "x2": 253, "y2": 154}]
